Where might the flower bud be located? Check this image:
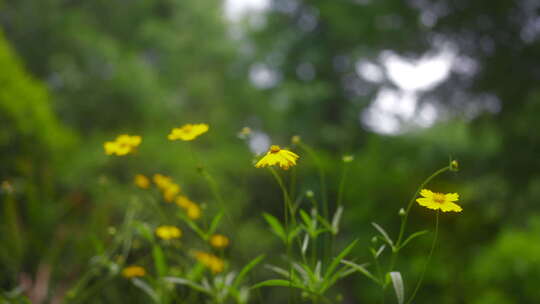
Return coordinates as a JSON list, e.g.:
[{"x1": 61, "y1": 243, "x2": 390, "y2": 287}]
[
  {"x1": 342, "y1": 155, "x2": 354, "y2": 163},
  {"x1": 291, "y1": 135, "x2": 301, "y2": 144},
  {"x1": 398, "y1": 208, "x2": 406, "y2": 216},
  {"x1": 371, "y1": 236, "x2": 378, "y2": 243},
  {"x1": 306, "y1": 190, "x2": 314, "y2": 198},
  {"x1": 450, "y1": 160, "x2": 459, "y2": 172}
]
